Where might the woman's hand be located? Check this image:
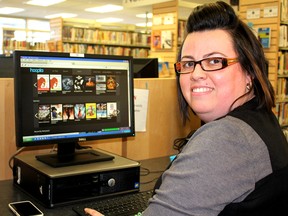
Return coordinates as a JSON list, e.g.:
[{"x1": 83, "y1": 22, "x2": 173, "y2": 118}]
[{"x1": 84, "y1": 208, "x2": 104, "y2": 216}]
